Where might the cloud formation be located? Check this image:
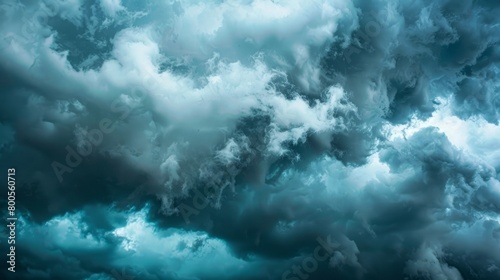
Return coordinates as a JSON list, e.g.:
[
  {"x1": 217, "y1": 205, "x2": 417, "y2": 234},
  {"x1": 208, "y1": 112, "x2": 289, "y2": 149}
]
[{"x1": 0, "y1": 0, "x2": 499, "y2": 279}]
